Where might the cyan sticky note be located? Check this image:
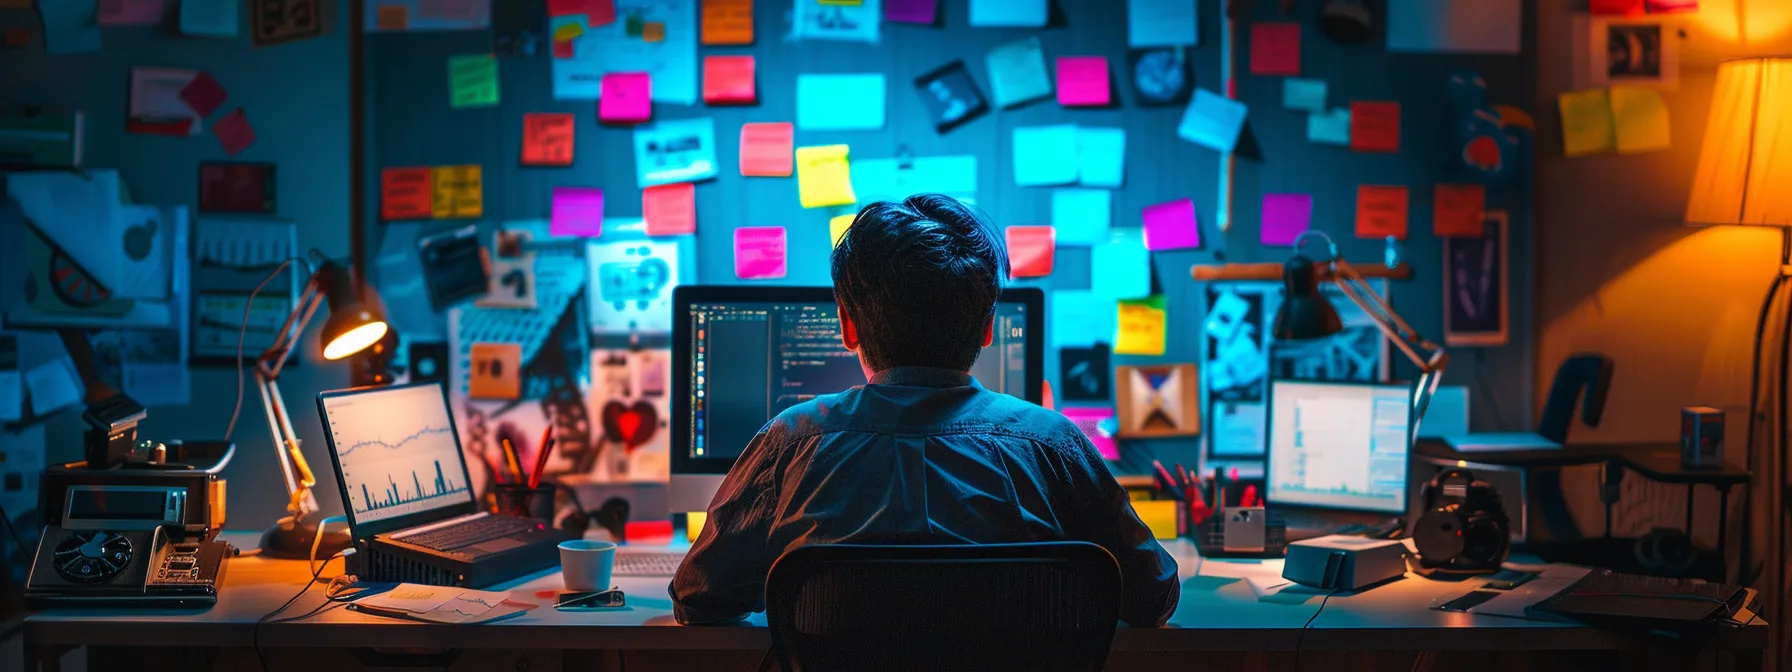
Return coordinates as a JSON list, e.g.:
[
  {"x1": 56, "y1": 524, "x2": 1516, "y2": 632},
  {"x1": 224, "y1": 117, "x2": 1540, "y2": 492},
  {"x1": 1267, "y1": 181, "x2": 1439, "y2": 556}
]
[
  {"x1": 1178, "y1": 89, "x2": 1248, "y2": 153},
  {"x1": 1090, "y1": 228, "x2": 1152, "y2": 300},
  {"x1": 1308, "y1": 108, "x2": 1351, "y2": 145},
  {"x1": 1141, "y1": 198, "x2": 1199, "y2": 251},
  {"x1": 1077, "y1": 127, "x2": 1126, "y2": 188},
  {"x1": 797, "y1": 74, "x2": 886, "y2": 131},
  {"x1": 986, "y1": 37, "x2": 1054, "y2": 108},
  {"x1": 970, "y1": 0, "x2": 1046, "y2": 27},
  {"x1": 1283, "y1": 78, "x2": 1327, "y2": 113},
  {"x1": 1013, "y1": 125, "x2": 1080, "y2": 187},
  {"x1": 180, "y1": 0, "x2": 239, "y2": 36},
  {"x1": 1052, "y1": 189, "x2": 1112, "y2": 245},
  {"x1": 41, "y1": 0, "x2": 101, "y2": 53},
  {"x1": 1051, "y1": 290, "x2": 1117, "y2": 348}
]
